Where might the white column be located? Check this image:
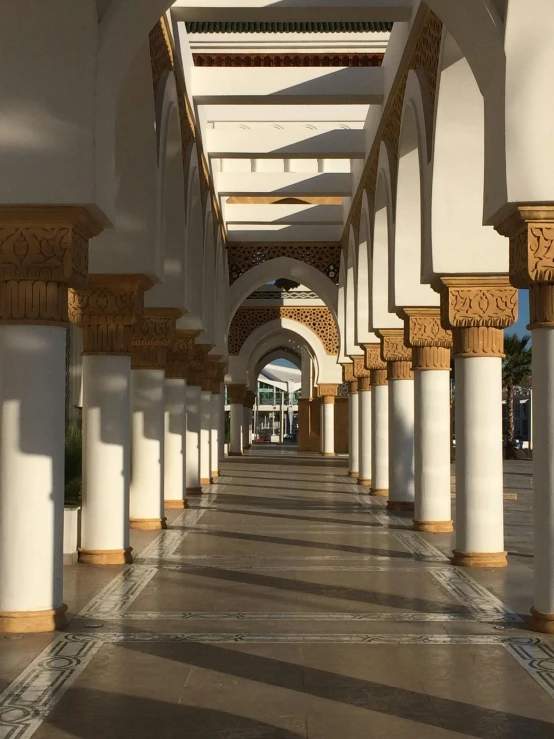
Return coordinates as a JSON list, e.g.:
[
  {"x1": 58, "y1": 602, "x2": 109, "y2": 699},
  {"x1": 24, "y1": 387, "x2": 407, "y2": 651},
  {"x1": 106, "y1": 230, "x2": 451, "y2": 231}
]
[
  {"x1": 80, "y1": 355, "x2": 133, "y2": 564},
  {"x1": 219, "y1": 391, "x2": 226, "y2": 459},
  {"x1": 210, "y1": 391, "x2": 221, "y2": 480},
  {"x1": 186, "y1": 384, "x2": 202, "y2": 493},
  {"x1": 130, "y1": 368, "x2": 166, "y2": 529},
  {"x1": 358, "y1": 380, "x2": 372, "y2": 487},
  {"x1": 387, "y1": 362, "x2": 415, "y2": 511},
  {"x1": 348, "y1": 383, "x2": 359, "y2": 478},
  {"x1": 164, "y1": 377, "x2": 187, "y2": 509},
  {"x1": 200, "y1": 389, "x2": 212, "y2": 488},
  {"x1": 531, "y1": 324, "x2": 554, "y2": 628},
  {"x1": 453, "y1": 356, "x2": 505, "y2": 566},
  {"x1": 228, "y1": 385, "x2": 245, "y2": 455},
  {"x1": 370, "y1": 370, "x2": 389, "y2": 496},
  {"x1": 0, "y1": 325, "x2": 68, "y2": 633},
  {"x1": 413, "y1": 366, "x2": 452, "y2": 532},
  {"x1": 322, "y1": 395, "x2": 335, "y2": 456}
]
